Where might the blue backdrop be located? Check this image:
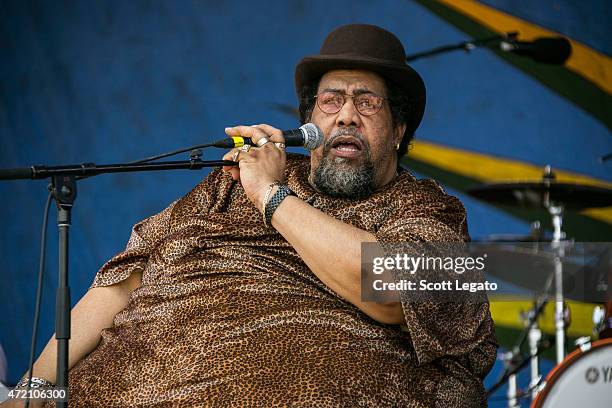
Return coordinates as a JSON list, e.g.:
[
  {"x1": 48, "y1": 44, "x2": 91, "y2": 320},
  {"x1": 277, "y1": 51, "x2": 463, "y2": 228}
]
[{"x1": 1, "y1": 1, "x2": 610, "y2": 406}]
